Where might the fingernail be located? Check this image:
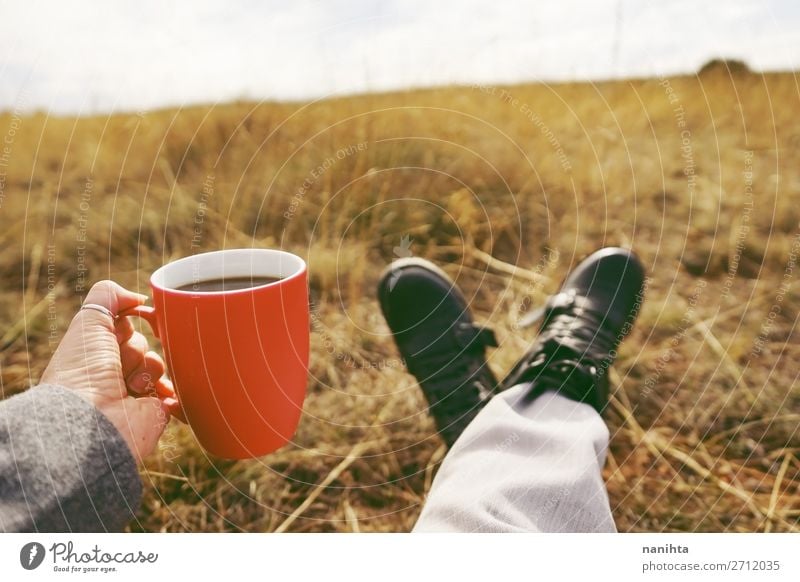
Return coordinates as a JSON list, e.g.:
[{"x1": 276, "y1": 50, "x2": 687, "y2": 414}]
[{"x1": 156, "y1": 377, "x2": 175, "y2": 397}]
